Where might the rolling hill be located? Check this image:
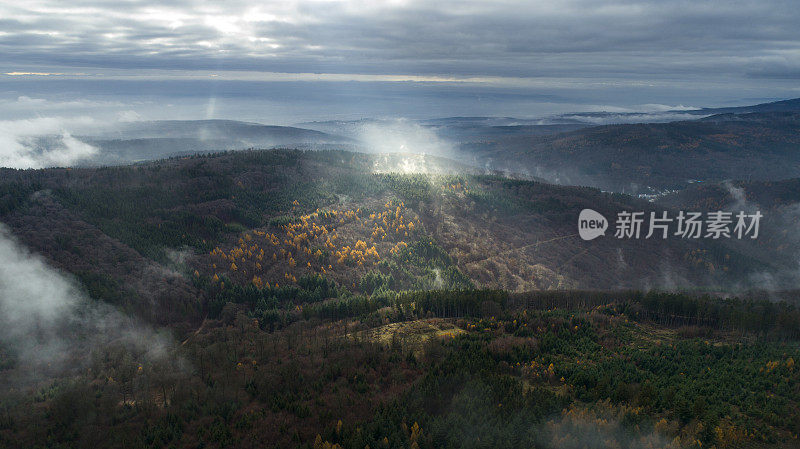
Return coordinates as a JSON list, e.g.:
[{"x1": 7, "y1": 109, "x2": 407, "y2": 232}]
[
  {"x1": 70, "y1": 120, "x2": 352, "y2": 165},
  {"x1": 0, "y1": 148, "x2": 783, "y2": 326},
  {"x1": 464, "y1": 108, "x2": 800, "y2": 193},
  {"x1": 2, "y1": 148, "x2": 800, "y2": 449}
]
